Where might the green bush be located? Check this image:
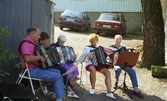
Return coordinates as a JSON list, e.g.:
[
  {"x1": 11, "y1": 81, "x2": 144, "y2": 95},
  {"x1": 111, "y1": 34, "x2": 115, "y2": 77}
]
[
  {"x1": 0, "y1": 27, "x2": 20, "y2": 81},
  {"x1": 127, "y1": 26, "x2": 143, "y2": 36}
]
